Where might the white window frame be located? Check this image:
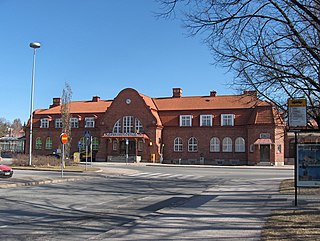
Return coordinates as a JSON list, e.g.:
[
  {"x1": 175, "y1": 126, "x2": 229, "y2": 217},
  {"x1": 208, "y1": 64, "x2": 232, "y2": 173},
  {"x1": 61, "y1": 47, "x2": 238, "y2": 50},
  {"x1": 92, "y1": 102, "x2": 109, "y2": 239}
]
[
  {"x1": 180, "y1": 115, "x2": 192, "y2": 127},
  {"x1": 92, "y1": 137, "x2": 99, "y2": 151},
  {"x1": 85, "y1": 117, "x2": 95, "y2": 128},
  {"x1": 210, "y1": 137, "x2": 220, "y2": 152},
  {"x1": 40, "y1": 118, "x2": 49, "y2": 128},
  {"x1": 113, "y1": 119, "x2": 121, "y2": 133},
  {"x1": 222, "y1": 137, "x2": 232, "y2": 152},
  {"x1": 70, "y1": 118, "x2": 79, "y2": 128},
  {"x1": 135, "y1": 118, "x2": 143, "y2": 133},
  {"x1": 138, "y1": 140, "x2": 143, "y2": 151},
  {"x1": 188, "y1": 137, "x2": 198, "y2": 152},
  {"x1": 123, "y1": 116, "x2": 134, "y2": 133},
  {"x1": 174, "y1": 137, "x2": 183, "y2": 152},
  {"x1": 55, "y1": 118, "x2": 63, "y2": 128},
  {"x1": 235, "y1": 137, "x2": 245, "y2": 152},
  {"x1": 221, "y1": 114, "x2": 234, "y2": 126},
  {"x1": 45, "y1": 137, "x2": 52, "y2": 150},
  {"x1": 200, "y1": 115, "x2": 213, "y2": 127}
]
